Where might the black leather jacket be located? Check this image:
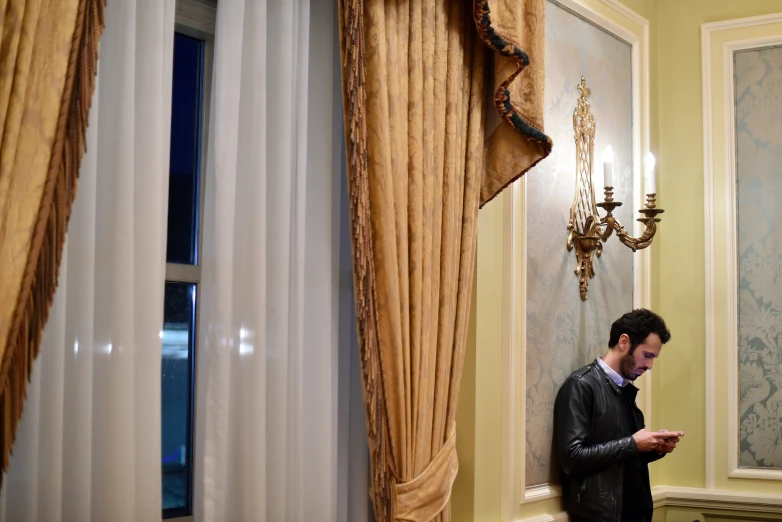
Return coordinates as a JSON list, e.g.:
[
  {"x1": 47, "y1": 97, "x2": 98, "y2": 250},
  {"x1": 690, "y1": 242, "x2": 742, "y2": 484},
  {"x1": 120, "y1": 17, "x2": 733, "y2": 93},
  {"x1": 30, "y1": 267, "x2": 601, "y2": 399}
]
[{"x1": 553, "y1": 361, "x2": 663, "y2": 522}]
